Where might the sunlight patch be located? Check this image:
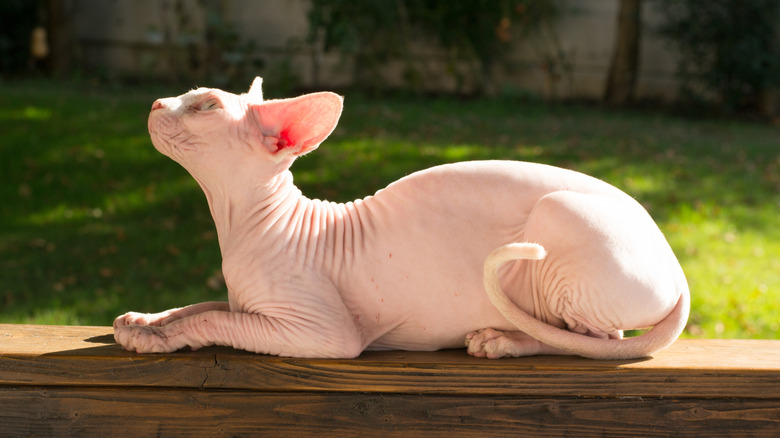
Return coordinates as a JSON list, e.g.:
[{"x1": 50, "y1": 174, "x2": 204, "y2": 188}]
[{"x1": 0, "y1": 106, "x2": 53, "y2": 121}]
